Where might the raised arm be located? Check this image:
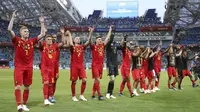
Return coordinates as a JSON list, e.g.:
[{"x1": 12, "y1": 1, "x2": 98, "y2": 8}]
[
  {"x1": 140, "y1": 48, "x2": 148, "y2": 58},
  {"x1": 57, "y1": 28, "x2": 65, "y2": 48},
  {"x1": 37, "y1": 15, "x2": 46, "y2": 40},
  {"x1": 132, "y1": 47, "x2": 141, "y2": 57},
  {"x1": 8, "y1": 10, "x2": 17, "y2": 40},
  {"x1": 104, "y1": 26, "x2": 113, "y2": 45},
  {"x1": 149, "y1": 50, "x2": 158, "y2": 58},
  {"x1": 84, "y1": 27, "x2": 94, "y2": 48},
  {"x1": 176, "y1": 50, "x2": 182, "y2": 57},
  {"x1": 65, "y1": 30, "x2": 73, "y2": 48},
  {"x1": 121, "y1": 35, "x2": 128, "y2": 48}
]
